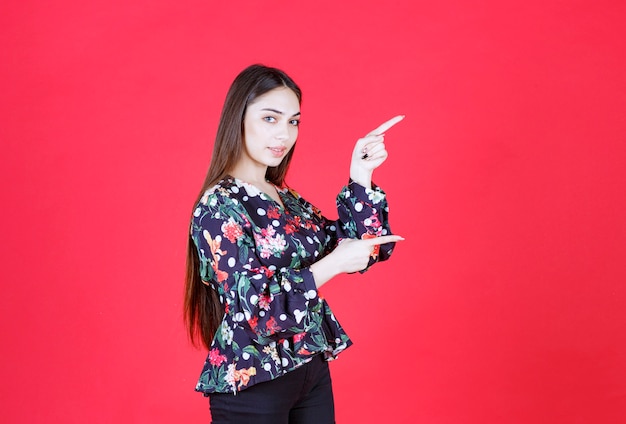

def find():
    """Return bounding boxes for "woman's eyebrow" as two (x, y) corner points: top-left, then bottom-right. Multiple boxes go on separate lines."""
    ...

(261, 108), (301, 117)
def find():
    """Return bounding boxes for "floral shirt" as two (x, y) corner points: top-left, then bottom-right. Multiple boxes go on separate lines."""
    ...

(190, 176), (395, 394)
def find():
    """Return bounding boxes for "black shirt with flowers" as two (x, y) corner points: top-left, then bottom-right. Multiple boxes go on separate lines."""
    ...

(190, 176), (395, 394)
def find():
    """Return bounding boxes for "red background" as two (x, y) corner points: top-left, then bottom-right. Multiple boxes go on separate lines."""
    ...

(1, 1), (625, 422)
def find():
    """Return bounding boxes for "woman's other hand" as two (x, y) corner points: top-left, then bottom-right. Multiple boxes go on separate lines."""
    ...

(309, 234), (405, 287)
(350, 115), (405, 188)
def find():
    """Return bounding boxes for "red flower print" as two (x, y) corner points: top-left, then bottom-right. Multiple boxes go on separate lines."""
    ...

(263, 267), (275, 278)
(258, 292), (273, 310)
(254, 225), (286, 259)
(222, 219), (244, 243)
(248, 316), (258, 330)
(215, 269), (228, 282)
(266, 316), (280, 333)
(260, 225), (275, 237)
(284, 216), (301, 234)
(293, 332), (305, 343)
(267, 206), (280, 219)
(209, 348), (227, 366)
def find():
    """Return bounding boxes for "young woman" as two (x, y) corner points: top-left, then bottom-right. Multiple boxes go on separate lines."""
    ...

(184, 64), (404, 423)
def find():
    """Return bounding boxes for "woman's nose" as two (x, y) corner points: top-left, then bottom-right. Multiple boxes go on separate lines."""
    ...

(274, 123), (290, 140)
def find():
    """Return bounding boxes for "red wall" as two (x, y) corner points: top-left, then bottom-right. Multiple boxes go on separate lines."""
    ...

(1, 1), (625, 422)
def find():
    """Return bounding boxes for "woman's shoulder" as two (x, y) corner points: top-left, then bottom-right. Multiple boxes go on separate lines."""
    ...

(205, 176), (237, 193)
(197, 176), (242, 207)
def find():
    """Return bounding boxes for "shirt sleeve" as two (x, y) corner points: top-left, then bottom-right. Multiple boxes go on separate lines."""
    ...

(333, 180), (396, 269)
(190, 190), (322, 342)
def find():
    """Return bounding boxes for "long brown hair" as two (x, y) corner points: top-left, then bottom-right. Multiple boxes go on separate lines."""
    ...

(184, 64), (302, 349)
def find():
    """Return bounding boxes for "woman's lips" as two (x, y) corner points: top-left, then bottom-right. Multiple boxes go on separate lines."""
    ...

(269, 147), (286, 157)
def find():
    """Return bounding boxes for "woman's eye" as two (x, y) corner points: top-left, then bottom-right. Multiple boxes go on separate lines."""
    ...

(289, 119), (300, 127)
(263, 116), (276, 123)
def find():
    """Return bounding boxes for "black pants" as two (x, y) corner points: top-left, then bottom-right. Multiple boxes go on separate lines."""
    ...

(209, 354), (335, 424)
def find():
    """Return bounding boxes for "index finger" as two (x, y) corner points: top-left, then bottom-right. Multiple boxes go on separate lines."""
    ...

(363, 234), (405, 245)
(366, 115), (405, 136)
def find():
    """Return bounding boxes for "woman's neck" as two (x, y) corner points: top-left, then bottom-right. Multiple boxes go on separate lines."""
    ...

(228, 163), (268, 187)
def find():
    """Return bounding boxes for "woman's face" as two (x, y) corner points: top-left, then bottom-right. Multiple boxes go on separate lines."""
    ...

(240, 87), (301, 174)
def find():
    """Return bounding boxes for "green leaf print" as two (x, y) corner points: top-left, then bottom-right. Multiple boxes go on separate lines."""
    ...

(242, 345), (261, 358)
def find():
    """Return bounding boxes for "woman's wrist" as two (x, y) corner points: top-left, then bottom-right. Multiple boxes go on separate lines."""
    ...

(349, 166), (372, 189)
(309, 254), (341, 288)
